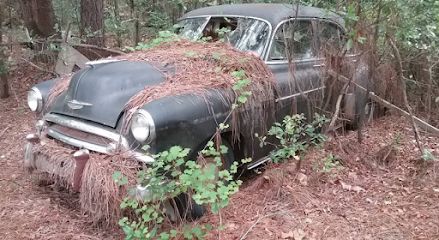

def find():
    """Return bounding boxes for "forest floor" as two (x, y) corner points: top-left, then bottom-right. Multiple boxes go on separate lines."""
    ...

(0, 66), (438, 240)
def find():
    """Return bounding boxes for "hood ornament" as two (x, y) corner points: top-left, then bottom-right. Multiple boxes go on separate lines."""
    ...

(67, 100), (93, 110)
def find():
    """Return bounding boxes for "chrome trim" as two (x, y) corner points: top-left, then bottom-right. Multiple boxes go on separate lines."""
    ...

(247, 156), (271, 170)
(86, 59), (125, 66)
(35, 120), (46, 134)
(180, 15), (273, 59)
(44, 113), (155, 163)
(275, 86), (326, 103)
(29, 87), (43, 112)
(67, 100), (93, 110)
(265, 17), (345, 64)
(131, 109), (156, 144)
(47, 128), (109, 153)
(267, 57), (324, 66)
(26, 133), (40, 144)
(45, 113), (128, 148)
(132, 152), (155, 164)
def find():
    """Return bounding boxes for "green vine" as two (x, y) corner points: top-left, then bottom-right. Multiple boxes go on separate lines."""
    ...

(114, 68), (254, 240)
(114, 144), (243, 240)
(258, 113), (328, 163)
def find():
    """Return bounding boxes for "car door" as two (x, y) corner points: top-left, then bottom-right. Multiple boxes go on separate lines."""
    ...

(267, 19), (325, 122)
(248, 18), (325, 163)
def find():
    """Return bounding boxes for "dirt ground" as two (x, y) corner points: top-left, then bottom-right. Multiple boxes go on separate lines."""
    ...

(0, 66), (438, 240)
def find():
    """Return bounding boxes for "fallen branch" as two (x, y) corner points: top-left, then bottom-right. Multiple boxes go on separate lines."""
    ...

(20, 57), (58, 76)
(72, 43), (125, 56)
(0, 126), (10, 139)
(328, 70), (439, 136)
(1, 40), (125, 56)
(327, 81), (349, 133)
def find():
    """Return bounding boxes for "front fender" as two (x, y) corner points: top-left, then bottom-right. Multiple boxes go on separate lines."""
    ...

(142, 89), (233, 154)
(32, 78), (57, 107)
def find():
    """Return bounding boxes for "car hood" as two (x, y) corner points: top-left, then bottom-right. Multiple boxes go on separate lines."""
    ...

(49, 60), (167, 128)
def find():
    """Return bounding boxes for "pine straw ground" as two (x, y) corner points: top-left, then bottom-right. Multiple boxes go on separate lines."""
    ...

(202, 117), (439, 240)
(0, 66), (438, 240)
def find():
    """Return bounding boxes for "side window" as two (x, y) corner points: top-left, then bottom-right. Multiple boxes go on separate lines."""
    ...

(269, 20), (317, 61)
(317, 21), (345, 55)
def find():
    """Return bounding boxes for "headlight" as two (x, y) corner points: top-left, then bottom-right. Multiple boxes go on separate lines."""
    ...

(27, 87), (43, 112)
(130, 110), (155, 143)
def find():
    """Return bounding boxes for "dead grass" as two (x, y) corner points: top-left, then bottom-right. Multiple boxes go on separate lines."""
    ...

(79, 153), (139, 225)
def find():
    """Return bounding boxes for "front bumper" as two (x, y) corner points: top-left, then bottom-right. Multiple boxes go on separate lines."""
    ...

(24, 115), (155, 191)
(44, 113), (154, 163)
(24, 135), (85, 191)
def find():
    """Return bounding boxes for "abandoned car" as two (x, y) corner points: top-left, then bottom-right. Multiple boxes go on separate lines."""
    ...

(24, 3), (368, 215)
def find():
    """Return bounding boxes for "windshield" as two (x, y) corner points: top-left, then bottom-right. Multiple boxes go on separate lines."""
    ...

(176, 17), (209, 39)
(176, 17), (270, 57)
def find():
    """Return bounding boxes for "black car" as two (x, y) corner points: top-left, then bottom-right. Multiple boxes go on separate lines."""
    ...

(24, 4), (367, 192)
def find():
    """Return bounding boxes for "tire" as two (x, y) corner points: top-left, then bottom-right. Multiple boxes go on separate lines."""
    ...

(353, 88), (375, 128)
(175, 139), (235, 220)
(351, 62), (375, 128)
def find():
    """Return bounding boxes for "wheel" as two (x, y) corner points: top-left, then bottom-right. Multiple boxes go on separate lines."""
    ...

(175, 139), (235, 220)
(353, 95), (376, 128)
(351, 62), (375, 128)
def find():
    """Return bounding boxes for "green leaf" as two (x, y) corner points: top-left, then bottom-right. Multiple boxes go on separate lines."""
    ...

(241, 158), (252, 164)
(141, 145), (150, 151)
(219, 123), (230, 130)
(357, 36), (367, 44)
(112, 171), (121, 181)
(112, 171), (128, 186)
(237, 95), (248, 104)
(170, 229), (178, 237)
(212, 52), (222, 60)
(159, 232), (170, 240)
(219, 145), (228, 154)
(231, 70), (246, 79)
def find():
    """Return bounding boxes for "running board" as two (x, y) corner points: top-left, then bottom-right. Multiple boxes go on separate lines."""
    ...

(247, 156), (271, 170)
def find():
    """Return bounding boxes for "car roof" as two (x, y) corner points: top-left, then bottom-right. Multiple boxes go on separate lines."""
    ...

(182, 3), (345, 28)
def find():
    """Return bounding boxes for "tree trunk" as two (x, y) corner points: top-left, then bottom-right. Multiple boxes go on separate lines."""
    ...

(129, 0), (140, 46)
(112, 0), (122, 48)
(0, 5), (9, 99)
(80, 0), (104, 46)
(0, 66), (8, 99)
(18, 0), (57, 38)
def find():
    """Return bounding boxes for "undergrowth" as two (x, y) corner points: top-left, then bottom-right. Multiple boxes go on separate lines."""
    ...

(258, 113), (328, 163)
(113, 145), (244, 240)
(318, 153), (343, 174)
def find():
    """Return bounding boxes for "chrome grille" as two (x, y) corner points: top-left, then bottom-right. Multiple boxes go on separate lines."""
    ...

(49, 124), (112, 147)
(42, 113), (154, 163)
(44, 113), (128, 154)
